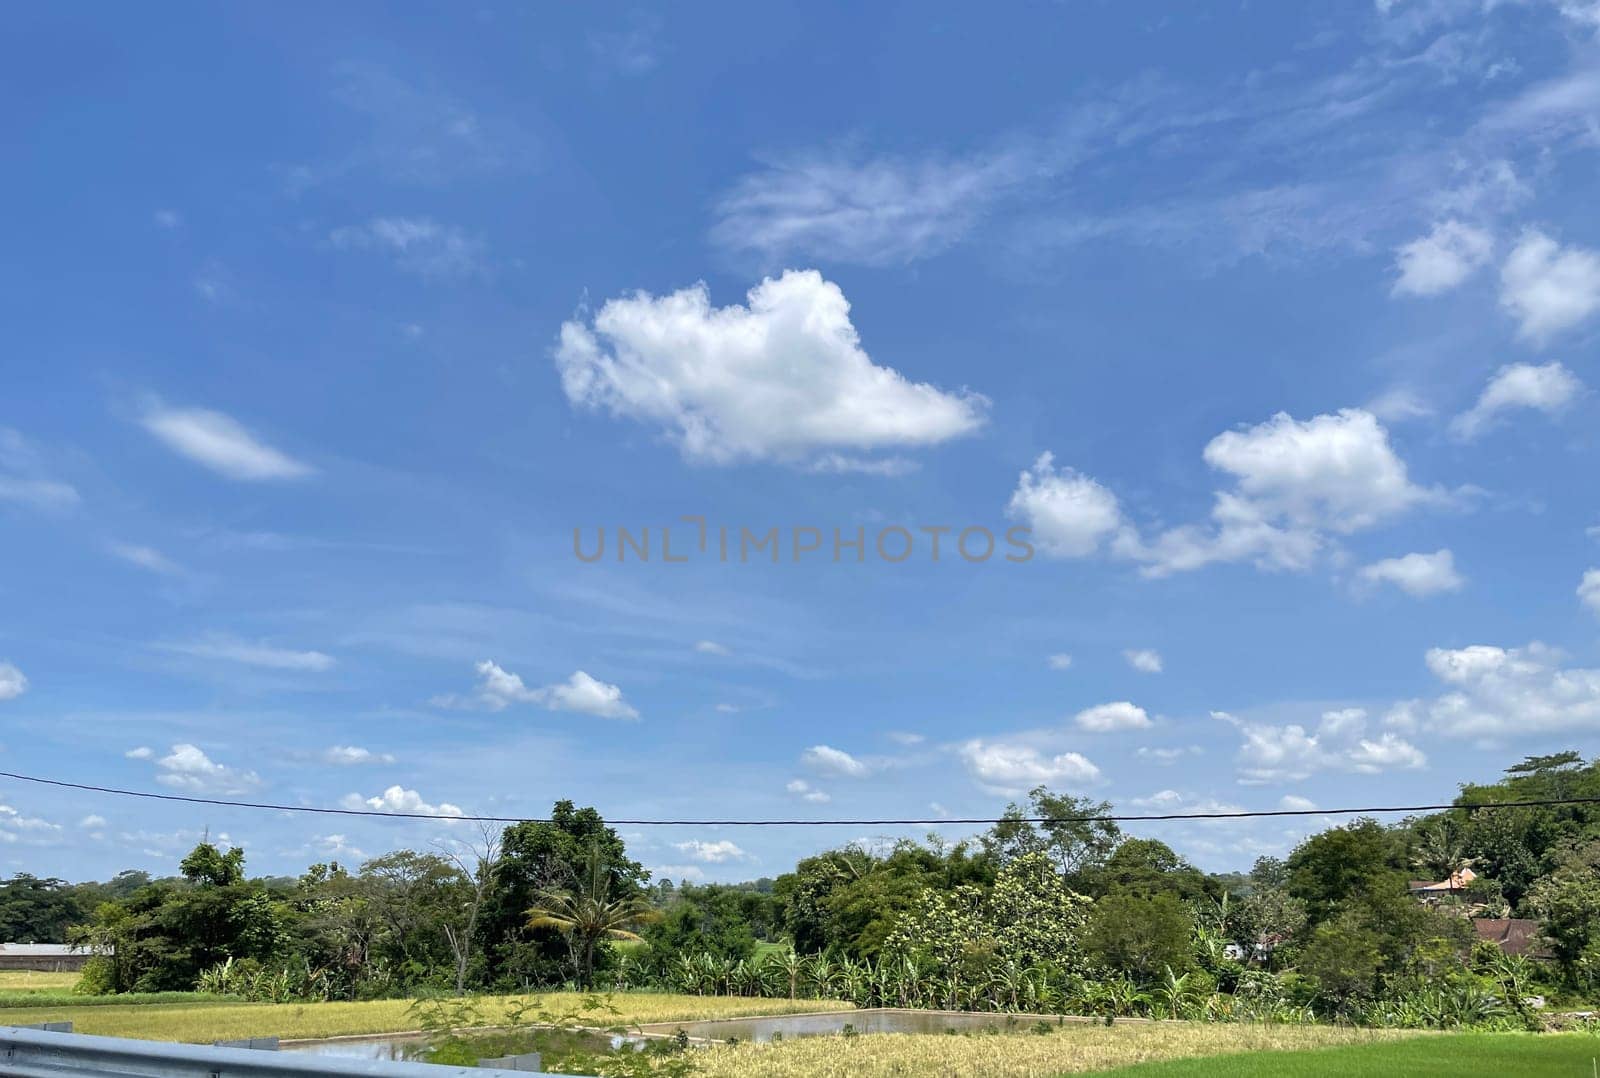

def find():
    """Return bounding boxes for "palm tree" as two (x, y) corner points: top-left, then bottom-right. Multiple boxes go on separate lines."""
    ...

(1411, 821), (1477, 886)
(525, 843), (658, 989)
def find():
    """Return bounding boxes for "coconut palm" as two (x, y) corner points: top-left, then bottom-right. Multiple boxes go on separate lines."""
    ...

(525, 843), (658, 989)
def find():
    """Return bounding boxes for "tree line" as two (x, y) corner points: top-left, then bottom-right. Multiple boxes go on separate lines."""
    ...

(3, 751), (1594, 1027)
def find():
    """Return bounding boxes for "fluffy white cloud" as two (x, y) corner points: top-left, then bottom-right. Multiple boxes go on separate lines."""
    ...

(802, 744), (869, 778)
(1580, 569), (1600, 616)
(1392, 220), (1494, 296)
(1201, 409), (1432, 532)
(0, 662), (26, 701)
(1278, 795), (1318, 811)
(168, 637), (335, 671)
(1046, 653), (1074, 670)
(1450, 362), (1582, 440)
(710, 150), (1028, 266)
(785, 778), (830, 803)
(154, 744), (263, 796)
(79, 814), (107, 830)
(452, 661), (639, 719)
(1020, 409), (1440, 579)
(1006, 453), (1126, 558)
(124, 746), (153, 760)
(554, 271), (987, 469)
(1500, 230), (1600, 342)
(1074, 701), (1152, 732)
(693, 640), (730, 656)
(1357, 549), (1464, 597)
(1414, 641), (1600, 737)
(674, 839), (747, 863)
(342, 785), (464, 818)
(141, 405), (313, 481)
(1214, 709), (1425, 784)
(321, 745), (397, 766)
(329, 217), (486, 277)
(1123, 649), (1164, 674)
(959, 740), (1102, 795)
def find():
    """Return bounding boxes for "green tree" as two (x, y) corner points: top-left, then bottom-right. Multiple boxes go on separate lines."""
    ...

(983, 787), (1120, 884)
(1525, 841), (1600, 983)
(480, 801), (646, 988)
(1084, 891), (1193, 983)
(1285, 818), (1403, 921)
(526, 843), (658, 989)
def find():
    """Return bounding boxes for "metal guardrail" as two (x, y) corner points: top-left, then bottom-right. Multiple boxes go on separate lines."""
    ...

(0, 1027), (573, 1078)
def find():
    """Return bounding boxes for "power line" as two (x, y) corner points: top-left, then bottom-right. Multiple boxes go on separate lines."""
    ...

(3, 768), (1598, 826)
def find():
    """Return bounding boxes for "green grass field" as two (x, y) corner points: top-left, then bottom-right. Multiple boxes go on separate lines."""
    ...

(1097, 1032), (1600, 1077)
(0, 971), (82, 994)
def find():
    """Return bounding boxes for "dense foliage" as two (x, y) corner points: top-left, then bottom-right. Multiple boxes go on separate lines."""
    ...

(23, 751), (1600, 1027)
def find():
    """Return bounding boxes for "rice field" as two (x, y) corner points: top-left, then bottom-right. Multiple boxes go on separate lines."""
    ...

(0, 992), (852, 1043)
(1096, 1032), (1600, 1077)
(690, 1024), (1422, 1078)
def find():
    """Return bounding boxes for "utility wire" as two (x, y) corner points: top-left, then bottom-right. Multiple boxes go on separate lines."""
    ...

(2, 768), (1598, 826)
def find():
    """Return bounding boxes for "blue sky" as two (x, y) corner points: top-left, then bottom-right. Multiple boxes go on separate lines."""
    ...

(4, 1), (1600, 882)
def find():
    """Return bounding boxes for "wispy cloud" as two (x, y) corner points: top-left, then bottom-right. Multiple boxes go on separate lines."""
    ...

(140, 403), (314, 481)
(329, 217), (487, 278)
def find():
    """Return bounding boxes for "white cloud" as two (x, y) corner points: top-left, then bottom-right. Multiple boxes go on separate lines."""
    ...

(124, 746), (153, 760)
(321, 745), (397, 766)
(452, 660), (639, 719)
(167, 637), (335, 671)
(886, 731), (925, 745)
(1392, 219), (1494, 296)
(1213, 709), (1425, 784)
(959, 740), (1102, 795)
(1073, 701), (1152, 732)
(342, 785), (464, 818)
(0, 662), (26, 701)
(0, 805), (60, 841)
(1357, 549), (1464, 597)
(1450, 362), (1582, 440)
(154, 744), (263, 796)
(554, 270), (987, 469)
(329, 217), (486, 278)
(1021, 409), (1441, 579)
(1046, 653), (1074, 670)
(1006, 453), (1126, 558)
(1123, 649), (1164, 674)
(786, 778), (830, 803)
(802, 744), (869, 778)
(79, 814), (107, 830)
(1278, 795), (1318, 811)
(1417, 641), (1600, 737)
(693, 640), (730, 656)
(108, 543), (184, 576)
(1136, 745), (1203, 764)
(710, 149), (1030, 266)
(1200, 409), (1432, 532)
(140, 405), (313, 481)
(673, 839), (747, 863)
(1500, 229), (1600, 342)
(1580, 569), (1600, 616)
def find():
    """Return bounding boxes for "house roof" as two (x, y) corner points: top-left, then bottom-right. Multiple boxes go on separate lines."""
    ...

(0, 943), (84, 956)
(1408, 867), (1477, 892)
(1472, 918), (1549, 958)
